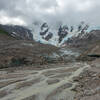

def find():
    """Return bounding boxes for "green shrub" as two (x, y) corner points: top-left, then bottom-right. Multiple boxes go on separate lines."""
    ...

(0, 28), (9, 35)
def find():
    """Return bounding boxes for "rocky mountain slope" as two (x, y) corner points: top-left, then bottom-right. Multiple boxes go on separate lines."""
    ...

(77, 40), (100, 61)
(0, 24), (33, 40)
(0, 24), (84, 69)
(0, 23), (100, 68)
(0, 31), (61, 68)
(0, 24), (100, 100)
(64, 30), (100, 49)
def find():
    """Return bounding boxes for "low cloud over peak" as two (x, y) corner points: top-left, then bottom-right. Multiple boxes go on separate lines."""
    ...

(0, 0), (100, 27)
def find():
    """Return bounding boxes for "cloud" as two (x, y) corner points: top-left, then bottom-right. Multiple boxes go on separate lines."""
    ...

(0, 10), (26, 25)
(0, 0), (100, 27)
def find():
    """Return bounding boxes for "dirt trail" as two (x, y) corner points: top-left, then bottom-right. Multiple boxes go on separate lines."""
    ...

(0, 62), (90, 100)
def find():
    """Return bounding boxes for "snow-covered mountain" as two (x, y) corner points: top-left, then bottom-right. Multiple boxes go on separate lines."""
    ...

(0, 22), (99, 48)
(31, 22), (59, 46)
(31, 22), (90, 46)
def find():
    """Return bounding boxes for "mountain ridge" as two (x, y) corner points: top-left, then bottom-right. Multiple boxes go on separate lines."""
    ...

(0, 24), (33, 40)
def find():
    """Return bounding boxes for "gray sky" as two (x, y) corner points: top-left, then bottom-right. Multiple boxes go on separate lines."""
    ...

(0, 0), (100, 27)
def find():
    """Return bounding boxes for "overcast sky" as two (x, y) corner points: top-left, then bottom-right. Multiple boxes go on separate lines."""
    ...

(0, 0), (100, 27)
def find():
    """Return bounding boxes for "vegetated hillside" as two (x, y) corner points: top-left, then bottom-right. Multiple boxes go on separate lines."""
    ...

(0, 28), (16, 40)
(0, 29), (60, 68)
(0, 28), (9, 35)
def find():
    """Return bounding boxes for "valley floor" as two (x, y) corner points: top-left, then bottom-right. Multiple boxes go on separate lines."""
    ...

(0, 61), (95, 100)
